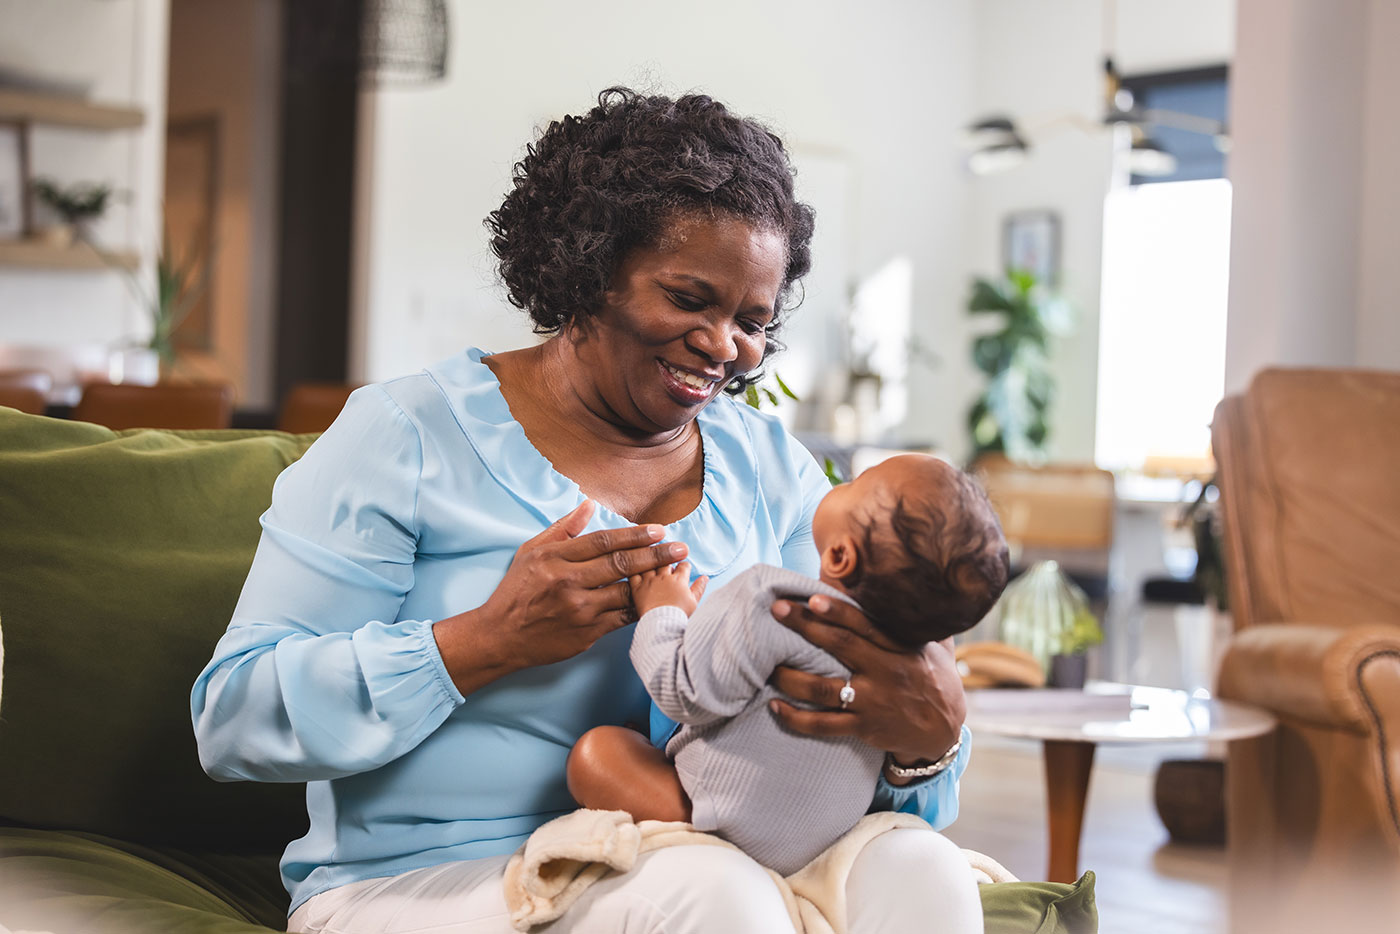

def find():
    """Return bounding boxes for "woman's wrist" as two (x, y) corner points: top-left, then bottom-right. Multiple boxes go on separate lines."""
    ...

(432, 607), (525, 696)
(883, 737), (963, 785)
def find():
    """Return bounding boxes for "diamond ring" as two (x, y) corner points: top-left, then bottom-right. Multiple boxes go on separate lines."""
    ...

(839, 680), (856, 710)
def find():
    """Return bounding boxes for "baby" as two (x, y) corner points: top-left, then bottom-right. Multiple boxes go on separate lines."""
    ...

(566, 453), (1010, 875)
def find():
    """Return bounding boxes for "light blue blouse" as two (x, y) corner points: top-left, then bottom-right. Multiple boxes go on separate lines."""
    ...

(190, 348), (970, 913)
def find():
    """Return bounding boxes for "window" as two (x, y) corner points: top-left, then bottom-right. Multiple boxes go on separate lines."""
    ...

(1095, 178), (1232, 470)
(1095, 66), (1231, 471)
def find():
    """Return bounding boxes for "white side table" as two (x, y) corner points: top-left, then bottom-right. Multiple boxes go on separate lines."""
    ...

(965, 682), (1276, 882)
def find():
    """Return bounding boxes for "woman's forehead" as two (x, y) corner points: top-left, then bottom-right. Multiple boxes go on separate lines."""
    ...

(646, 216), (787, 279)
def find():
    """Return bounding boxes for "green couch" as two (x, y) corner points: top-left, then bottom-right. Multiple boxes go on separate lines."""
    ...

(0, 408), (1096, 933)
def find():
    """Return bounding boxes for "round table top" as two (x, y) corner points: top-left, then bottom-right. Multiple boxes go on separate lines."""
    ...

(964, 681), (1277, 744)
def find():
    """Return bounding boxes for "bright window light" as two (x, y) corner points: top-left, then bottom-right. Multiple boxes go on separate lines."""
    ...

(1095, 179), (1232, 470)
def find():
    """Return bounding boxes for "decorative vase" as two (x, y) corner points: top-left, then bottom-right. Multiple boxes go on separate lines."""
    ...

(997, 560), (1103, 672)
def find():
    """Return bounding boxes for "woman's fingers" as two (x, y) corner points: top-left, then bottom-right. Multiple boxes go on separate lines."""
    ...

(574, 540), (689, 588)
(555, 522), (664, 561)
(522, 499), (597, 550)
(771, 598), (901, 669)
(768, 698), (859, 738)
(593, 607), (639, 632)
(769, 665), (851, 709)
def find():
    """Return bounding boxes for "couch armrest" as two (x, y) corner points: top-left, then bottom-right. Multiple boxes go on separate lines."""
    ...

(1218, 623), (1400, 732)
(1219, 622), (1400, 848)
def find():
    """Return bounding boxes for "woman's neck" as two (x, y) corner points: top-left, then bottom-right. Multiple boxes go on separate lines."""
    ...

(485, 337), (705, 524)
(488, 337), (693, 457)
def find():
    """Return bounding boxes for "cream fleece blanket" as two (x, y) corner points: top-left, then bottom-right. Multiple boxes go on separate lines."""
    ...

(502, 809), (1016, 933)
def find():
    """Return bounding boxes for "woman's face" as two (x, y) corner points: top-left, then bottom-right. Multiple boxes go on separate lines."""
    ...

(579, 214), (788, 434)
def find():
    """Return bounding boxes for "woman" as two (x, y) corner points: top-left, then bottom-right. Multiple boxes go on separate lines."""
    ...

(192, 88), (980, 934)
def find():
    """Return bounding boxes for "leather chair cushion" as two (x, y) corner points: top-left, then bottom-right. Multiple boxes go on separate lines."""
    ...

(1228, 369), (1400, 626)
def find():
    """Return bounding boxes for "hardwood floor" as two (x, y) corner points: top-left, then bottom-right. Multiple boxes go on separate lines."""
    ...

(945, 735), (1228, 933)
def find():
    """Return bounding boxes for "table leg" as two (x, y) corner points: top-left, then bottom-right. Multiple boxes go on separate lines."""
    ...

(1043, 739), (1096, 883)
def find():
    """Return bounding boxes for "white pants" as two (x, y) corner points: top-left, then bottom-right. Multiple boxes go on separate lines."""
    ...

(287, 829), (983, 934)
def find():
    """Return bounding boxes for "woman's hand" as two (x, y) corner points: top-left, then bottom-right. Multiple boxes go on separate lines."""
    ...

(433, 500), (688, 693)
(766, 594), (966, 773)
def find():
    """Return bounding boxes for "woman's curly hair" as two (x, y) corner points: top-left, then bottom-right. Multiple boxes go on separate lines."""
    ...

(486, 87), (815, 394)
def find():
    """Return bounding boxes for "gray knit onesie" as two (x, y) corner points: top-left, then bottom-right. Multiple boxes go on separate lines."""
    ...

(629, 564), (885, 875)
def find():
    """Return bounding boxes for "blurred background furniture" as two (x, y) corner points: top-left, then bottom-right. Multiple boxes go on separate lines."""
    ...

(974, 456), (1116, 592)
(964, 682), (1273, 884)
(973, 458), (1117, 665)
(0, 370), (52, 416)
(276, 382), (358, 434)
(72, 382), (234, 431)
(1212, 368), (1400, 934)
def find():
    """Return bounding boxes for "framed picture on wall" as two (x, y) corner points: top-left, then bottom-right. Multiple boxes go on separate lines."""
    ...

(1003, 210), (1060, 286)
(0, 121), (28, 240)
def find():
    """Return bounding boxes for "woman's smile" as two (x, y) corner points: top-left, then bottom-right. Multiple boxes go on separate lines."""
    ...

(658, 358), (722, 405)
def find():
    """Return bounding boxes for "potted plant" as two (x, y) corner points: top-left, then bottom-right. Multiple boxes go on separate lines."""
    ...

(31, 178), (114, 247)
(965, 270), (1069, 463)
(107, 235), (209, 379)
(996, 560), (1103, 687)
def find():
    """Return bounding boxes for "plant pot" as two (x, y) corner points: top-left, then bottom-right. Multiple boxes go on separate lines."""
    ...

(1048, 652), (1088, 689)
(107, 347), (160, 386)
(37, 224), (75, 249)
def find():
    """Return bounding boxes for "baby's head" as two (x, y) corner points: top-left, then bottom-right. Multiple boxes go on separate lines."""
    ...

(811, 454), (1010, 647)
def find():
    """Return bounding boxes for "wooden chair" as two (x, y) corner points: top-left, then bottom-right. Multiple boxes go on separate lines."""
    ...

(0, 370), (53, 416)
(72, 382), (234, 431)
(972, 456), (1116, 557)
(277, 382), (358, 434)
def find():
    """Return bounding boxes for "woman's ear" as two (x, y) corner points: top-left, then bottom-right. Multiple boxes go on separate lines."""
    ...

(819, 534), (861, 584)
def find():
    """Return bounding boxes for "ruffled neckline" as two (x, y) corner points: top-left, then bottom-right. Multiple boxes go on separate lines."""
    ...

(430, 348), (759, 579)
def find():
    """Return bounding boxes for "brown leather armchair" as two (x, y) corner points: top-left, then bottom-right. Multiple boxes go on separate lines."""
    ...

(1212, 368), (1400, 933)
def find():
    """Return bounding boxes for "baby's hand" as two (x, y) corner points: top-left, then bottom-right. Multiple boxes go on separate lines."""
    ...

(630, 561), (708, 617)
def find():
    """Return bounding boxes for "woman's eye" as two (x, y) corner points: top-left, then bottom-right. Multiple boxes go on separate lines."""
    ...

(739, 318), (766, 335)
(667, 291), (706, 311)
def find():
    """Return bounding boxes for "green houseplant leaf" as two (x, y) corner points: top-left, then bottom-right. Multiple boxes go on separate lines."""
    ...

(965, 272), (1067, 462)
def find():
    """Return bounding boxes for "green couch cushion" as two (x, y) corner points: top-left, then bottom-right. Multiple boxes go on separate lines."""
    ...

(0, 410), (313, 851)
(982, 872), (1097, 933)
(0, 826), (285, 933)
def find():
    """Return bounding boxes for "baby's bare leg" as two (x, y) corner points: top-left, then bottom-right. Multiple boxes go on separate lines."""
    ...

(567, 726), (692, 823)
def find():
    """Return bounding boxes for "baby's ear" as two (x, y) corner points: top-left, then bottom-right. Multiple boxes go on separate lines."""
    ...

(820, 534), (861, 583)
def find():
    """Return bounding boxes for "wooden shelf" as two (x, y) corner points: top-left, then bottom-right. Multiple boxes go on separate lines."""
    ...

(0, 239), (138, 271)
(0, 88), (144, 130)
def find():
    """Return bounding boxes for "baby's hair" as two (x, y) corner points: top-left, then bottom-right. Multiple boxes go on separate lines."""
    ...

(849, 472), (1010, 648)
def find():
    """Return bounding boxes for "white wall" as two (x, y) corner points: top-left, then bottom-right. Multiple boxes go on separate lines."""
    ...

(356, 0), (979, 452)
(1357, 0), (1400, 369)
(1225, 0), (1400, 392)
(0, 0), (168, 356)
(964, 0), (1234, 463)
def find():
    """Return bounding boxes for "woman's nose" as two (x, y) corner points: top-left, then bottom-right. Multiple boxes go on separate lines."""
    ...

(689, 321), (739, 364)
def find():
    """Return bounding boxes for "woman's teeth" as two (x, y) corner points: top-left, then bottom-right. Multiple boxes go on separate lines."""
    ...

(664, 363), (713, 391)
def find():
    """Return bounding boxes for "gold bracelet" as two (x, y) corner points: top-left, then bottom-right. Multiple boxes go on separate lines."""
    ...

(884, 739), (962, 780)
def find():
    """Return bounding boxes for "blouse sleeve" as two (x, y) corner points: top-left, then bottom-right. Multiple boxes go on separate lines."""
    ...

(190, 385), (464, 784)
